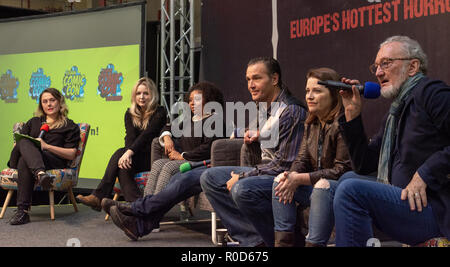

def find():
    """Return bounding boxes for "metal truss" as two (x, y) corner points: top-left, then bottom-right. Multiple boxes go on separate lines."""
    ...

(160, 0), (195, 120)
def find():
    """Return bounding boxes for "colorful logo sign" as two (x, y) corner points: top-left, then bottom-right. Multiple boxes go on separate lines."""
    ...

(97, 64), (123, 101)
(0, 70), (19, 103)
(62, 66), (86, 101)
(29, 68), (51, 102)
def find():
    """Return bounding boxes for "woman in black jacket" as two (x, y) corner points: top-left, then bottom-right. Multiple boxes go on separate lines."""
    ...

(8, 88), (81, 225)
(77, 77), (166, 211)
(144, 81), (224, 196)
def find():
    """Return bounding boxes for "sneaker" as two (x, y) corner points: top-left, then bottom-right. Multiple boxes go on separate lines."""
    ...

(9, 209), (30, 225)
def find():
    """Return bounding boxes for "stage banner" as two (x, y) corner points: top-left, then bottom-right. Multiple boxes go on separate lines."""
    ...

(201, 0), (273, 105)
(201, 0), (450, 136)
(0, 44), (140, 179)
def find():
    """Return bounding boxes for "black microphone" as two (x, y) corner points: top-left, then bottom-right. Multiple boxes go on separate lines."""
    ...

(318, 80), (380, 99)
(179, 160), (211, 173)
(38, 124), (49, 138)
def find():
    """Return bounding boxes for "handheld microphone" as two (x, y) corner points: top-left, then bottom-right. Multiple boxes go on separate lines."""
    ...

(179, 160), (211, 173)
(38, 124), (49, 138)
(318, 80), (380, 99)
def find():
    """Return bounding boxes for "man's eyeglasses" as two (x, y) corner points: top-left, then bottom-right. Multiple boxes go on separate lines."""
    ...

(369, 58), (414, 74)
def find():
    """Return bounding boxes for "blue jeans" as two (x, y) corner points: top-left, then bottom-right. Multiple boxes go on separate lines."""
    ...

(131, 166), (207, 237)
(306, 171), (376, 246)
(272, 182), (312, 232)
(200, 166), (275, 247)
(334, 177), (442, 246)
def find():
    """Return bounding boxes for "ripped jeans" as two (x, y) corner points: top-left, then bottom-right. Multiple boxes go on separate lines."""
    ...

(306, 171), (377, 246)
(273, 171), (377, 246)
(305, 179), (339, 246)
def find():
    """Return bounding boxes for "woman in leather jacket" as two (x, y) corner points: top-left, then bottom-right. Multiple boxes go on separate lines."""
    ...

(272, 67), (352, 247)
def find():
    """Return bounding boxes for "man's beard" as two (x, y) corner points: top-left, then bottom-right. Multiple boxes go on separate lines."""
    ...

(381, 65), (409, 99)
(381, 84), (401, 99)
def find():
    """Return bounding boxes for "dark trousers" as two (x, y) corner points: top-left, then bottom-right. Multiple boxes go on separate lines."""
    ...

(92, 147), (148, 202)
(8, 139), (67, 210)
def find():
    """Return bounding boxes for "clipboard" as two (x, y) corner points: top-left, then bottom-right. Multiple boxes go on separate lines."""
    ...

(14, 133), (41, 147)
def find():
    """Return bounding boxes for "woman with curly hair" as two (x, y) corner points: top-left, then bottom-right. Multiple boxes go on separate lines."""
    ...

(143, 81), (225, 196)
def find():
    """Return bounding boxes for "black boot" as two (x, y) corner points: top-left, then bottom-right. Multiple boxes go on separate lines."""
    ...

(38, 172), (53, 191)
(10, 208), (30, 225)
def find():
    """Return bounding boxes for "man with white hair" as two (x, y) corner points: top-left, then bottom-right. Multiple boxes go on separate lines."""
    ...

(334, 36), (450, 246)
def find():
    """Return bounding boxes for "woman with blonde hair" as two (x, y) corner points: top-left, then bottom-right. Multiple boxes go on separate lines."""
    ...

(77, 77), (166, 211)
(7, 88), (81, 225)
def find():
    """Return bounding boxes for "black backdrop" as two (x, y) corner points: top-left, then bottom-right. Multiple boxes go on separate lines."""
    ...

(200, 0), (450, 136)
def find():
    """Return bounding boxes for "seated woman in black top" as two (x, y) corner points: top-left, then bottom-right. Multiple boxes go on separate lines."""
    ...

(8, 88), (81, 225)
(77, 77), (166, 211)
(144, 81), (225, 196)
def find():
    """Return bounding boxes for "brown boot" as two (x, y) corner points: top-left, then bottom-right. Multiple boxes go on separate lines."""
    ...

(275, 231), (295, 247)
(305, 241), (324, 247)
(76, 194), (101, 211)
(110, 206), (139, 241)
(101, 198), (133, 216)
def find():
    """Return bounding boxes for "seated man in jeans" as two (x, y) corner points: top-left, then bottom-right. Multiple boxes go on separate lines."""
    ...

(200, 57), (307, 247)
(103, 57), (307, 242)
(334, 36), (450, 246)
